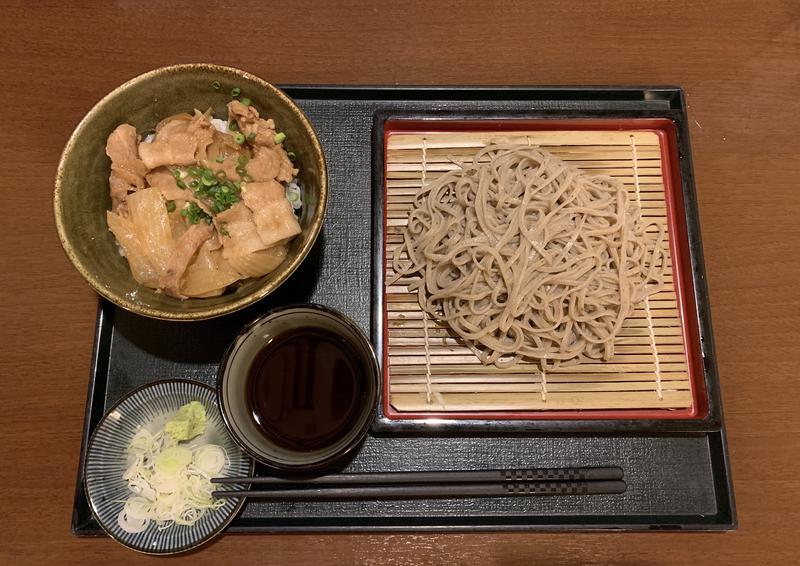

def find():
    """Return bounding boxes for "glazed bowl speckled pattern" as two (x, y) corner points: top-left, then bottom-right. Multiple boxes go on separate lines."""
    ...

(54, 64), (327, 320)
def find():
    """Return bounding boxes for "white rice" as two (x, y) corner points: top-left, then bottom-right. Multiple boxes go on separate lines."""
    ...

(209, 118), (228, 133)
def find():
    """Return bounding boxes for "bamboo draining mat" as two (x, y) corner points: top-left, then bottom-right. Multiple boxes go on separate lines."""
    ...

(384, 130), (692, 413)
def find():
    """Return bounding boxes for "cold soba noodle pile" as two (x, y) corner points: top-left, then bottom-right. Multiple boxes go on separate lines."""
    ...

(390, 143), (667, 370)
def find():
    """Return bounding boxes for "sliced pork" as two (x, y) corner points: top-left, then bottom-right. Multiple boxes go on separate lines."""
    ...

(138, 112), (215, 170)
(214, 202), (268, 259)
(241, 180), (302, 248)
(105, 124), (147, 211)
(159, 223), (214, 298)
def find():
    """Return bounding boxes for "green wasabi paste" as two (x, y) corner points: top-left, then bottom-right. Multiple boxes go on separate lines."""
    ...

(165, 401), (207, 441)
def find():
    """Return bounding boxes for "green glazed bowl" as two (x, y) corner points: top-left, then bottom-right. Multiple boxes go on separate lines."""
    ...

(54, 64), (327, 320)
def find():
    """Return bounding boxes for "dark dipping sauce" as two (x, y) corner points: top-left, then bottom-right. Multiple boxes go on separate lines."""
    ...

(246, 326), (366, 452)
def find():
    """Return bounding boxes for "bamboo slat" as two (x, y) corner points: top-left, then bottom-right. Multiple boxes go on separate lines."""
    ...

(383, 130), (692, 413)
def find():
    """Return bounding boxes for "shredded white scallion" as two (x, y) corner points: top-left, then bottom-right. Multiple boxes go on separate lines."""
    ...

(116, 422), (229, 533)
(285, 178), (302, 211)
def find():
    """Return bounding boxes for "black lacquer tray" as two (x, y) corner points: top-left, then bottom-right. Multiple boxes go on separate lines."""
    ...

(72, 86), (735, 534)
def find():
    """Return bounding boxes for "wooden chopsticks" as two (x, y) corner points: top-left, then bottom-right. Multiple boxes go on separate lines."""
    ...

(211, 467), (625, 500)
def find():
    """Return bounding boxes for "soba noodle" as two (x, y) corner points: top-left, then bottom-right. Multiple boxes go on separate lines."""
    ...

(390, 142), (666, 369)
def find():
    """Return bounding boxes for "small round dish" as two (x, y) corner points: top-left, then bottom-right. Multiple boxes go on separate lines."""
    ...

(84, 379), (254, 555)
(218, 305), (380, 473)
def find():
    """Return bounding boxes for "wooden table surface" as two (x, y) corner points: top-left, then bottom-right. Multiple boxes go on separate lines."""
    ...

(3, 1), (799, 563)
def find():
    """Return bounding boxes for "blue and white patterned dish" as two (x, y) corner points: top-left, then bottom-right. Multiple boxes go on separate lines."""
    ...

(84, 379), (254, 554)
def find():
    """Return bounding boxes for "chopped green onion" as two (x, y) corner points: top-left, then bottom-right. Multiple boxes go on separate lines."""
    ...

(241, 97), (251, 106)
(188, 166), (201, 176)
(179, 165), (239, 215)
(287, 151), (296, 161)
(231, 87), (241, 97)
(166, 200), (176, 213)
(228, 121), (239, 132)
(237, 153), (250, 166)
(215, 154), (225, 163)
(212, 80), (221, 90)
(247, 132), (256, 141)
(176, 180), (187, 189)
(171, 168), (182, 180)
(182, 202), (212, 224)
(242, 174), (253, 182)
(234, 132), (245, 145)
(274, 132), (286, 144)
(235, 166), (246, 176)
(219, 224), (230, 237)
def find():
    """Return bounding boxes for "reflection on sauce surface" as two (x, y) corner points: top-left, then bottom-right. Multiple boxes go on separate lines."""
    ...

(246, 326), (365, 451)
